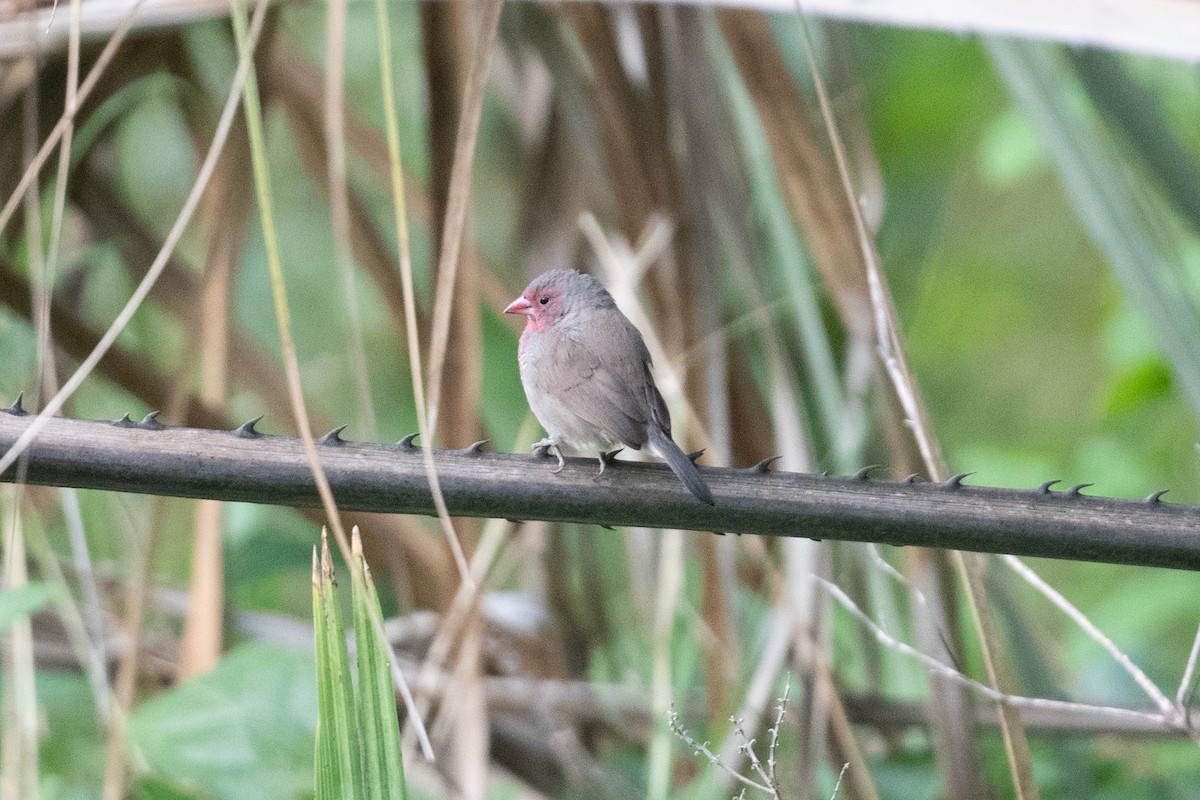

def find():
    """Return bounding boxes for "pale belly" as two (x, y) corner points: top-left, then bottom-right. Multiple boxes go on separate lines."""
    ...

(519, 352), (622, 455)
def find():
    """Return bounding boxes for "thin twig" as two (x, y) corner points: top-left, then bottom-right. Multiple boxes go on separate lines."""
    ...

(1000, 555), (1181, 723)
(815, 574), (1186, 732)
(668, 707), (776, 795)
(716, 610), (792, 790)
(731, 714), (781, 798)
(829, 762), (850, 800)
(1177, 624), (1200, 712)
(766, 677), (790, 785)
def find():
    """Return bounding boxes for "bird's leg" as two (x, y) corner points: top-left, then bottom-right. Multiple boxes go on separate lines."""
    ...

(531, 437), (566, 473)
(594, 448), (624, 481)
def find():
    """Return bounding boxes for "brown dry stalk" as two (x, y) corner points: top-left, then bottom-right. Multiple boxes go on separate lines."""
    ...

(424, 0), (503, 439)
(419, 2), (485, 499)
(716, 10), (870, 325)
(176, 105), (253, 681)
(324, 0), (378, 442)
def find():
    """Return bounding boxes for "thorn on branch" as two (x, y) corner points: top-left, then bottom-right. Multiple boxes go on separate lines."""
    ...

(942, 472), (973, 489)
(457, 439), (490, 455)
(1066, 483), (1093, 497)
(1145, 489), (1170, 504)
(317, 425), (348, 445)
(1038, 479), (1062, 494)
(234, 416), (265, 437)
(852, 465), (880, 481)
(397, 433), (420, 451)
(903, 473), (922, 484)
(138, 411), (165, 430)
(687, 449), (706, 465)
(3, 394), (26, 416)
(113, 413), (136, 428)
(747, 455), (782, 474)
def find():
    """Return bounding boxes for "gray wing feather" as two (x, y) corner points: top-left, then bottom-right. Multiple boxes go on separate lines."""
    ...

(540, 309), (655, 448)
(643, 361), (672, 439)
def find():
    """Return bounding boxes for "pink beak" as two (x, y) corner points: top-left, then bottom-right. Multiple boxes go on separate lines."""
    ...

(504, 296), (533, 315)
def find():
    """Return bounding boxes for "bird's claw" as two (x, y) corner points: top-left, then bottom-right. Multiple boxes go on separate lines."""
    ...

(594, 449), (624, 481)
(532, 439), (566, 473)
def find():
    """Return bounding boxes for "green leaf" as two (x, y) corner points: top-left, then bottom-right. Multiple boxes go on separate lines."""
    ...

(988, 39), (1200, 419)
(313, 545), (363, 800)
(128, 643), (317, 800)
(1104, 358), (1173, 417)
(132, 775), (209, 800)
(36, 671), (107, 797)
(1068, 49), (1200, 238)
(0, 583), (57, 632)
(351, 555), (407, 800)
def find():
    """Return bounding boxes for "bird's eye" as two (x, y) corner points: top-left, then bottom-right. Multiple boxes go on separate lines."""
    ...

(538, 295), (550, 305)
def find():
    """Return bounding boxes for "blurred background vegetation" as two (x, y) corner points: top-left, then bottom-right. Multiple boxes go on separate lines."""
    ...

(1, 0), (1200, 797)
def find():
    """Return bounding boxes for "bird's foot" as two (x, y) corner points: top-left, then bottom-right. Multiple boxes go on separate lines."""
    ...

(532, 438), (566, 473)
(594, 449), (624, 481)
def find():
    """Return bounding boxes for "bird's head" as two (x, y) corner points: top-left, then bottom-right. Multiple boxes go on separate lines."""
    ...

(504, 269), (614, 333)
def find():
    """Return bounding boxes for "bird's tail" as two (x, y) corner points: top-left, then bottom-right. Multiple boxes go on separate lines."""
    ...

(648, 426), (715, 506)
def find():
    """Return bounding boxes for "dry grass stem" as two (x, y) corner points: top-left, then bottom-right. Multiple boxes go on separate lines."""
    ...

(100, 493), (168, 800)
(176, 90), (251, 680)
(425, 0), (503, 435)
(324, 0), (378, 441)
(2, 493), (39, 800)
(25, 517), (113, 720)
(648, 529), (685, 800)
(1177, 625), (1200, 710)
(372, 0), (471, 589)
(954, 550), (1038, 799)
(36, 0), (81, 409)
(226, 0), (355, 566)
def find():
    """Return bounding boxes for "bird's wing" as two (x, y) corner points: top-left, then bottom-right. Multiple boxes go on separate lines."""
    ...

(541, 310), (655, 448)
(642, 361), (673, 438)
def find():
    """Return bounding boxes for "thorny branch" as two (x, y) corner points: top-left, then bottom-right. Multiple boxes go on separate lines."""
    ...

(2, 410), (1200, 572)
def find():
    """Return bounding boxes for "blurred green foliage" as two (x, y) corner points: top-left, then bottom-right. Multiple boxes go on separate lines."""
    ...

(129, 644), (318, 800)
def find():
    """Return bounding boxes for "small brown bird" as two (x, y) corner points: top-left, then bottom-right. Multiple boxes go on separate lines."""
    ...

(504, 269), (714, 505)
